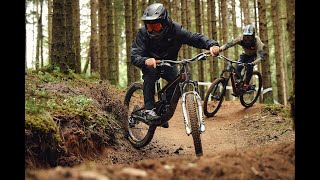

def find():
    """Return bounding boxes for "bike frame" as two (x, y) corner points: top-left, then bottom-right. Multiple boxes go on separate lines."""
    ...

(155, 60), (205, 135)
(218, 55), (248, 96)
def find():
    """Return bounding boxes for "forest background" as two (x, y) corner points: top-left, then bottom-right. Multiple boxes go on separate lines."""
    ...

(25, 0), (295, 105)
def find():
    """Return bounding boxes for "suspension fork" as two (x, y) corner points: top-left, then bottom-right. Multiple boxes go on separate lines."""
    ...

(180, 82), (206, 135)
(230, 72), (238, 94)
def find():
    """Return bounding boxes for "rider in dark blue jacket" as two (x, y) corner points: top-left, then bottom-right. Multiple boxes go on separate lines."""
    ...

(131, 3), (220, 125)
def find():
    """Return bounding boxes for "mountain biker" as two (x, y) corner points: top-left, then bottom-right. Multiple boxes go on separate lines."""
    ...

(131, 3), (220, 126)
(218, 24), (266, 91)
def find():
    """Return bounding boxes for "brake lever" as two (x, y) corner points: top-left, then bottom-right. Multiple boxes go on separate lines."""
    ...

(198, 54), (209, 61)
(157, 62), (172, 67)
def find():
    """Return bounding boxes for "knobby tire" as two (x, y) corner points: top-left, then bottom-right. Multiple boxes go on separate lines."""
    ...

(186, 93), (203, 156)
(203, 78), (226, 117)
(239, 71), (262, 107)
(124, 82), (156, 149)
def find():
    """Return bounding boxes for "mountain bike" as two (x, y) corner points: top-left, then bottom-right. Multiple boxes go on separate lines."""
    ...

(203, 54), (262, 117)
(124, 51), (212, 156)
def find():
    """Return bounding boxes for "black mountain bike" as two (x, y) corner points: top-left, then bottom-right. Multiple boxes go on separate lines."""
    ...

(124, 51), (212, 156)
(203, 54), (262, 117)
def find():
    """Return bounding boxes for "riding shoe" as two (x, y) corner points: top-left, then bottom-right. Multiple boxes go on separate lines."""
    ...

(145, 110), (161, 121)
(244, 84), (255, 91)
(162, 122), (169, 128)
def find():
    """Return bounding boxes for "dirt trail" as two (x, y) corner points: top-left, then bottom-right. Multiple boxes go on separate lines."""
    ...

(26, 100), (295, 180)
(153, 100), (263, 156)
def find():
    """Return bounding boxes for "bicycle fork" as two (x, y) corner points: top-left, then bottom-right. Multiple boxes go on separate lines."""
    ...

(181, 91), (206, 135)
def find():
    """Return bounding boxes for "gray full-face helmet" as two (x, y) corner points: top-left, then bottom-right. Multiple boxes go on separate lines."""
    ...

(242, 24), (256, 46)
(242, 24), (255, 36)
(141, 3), (172, 40)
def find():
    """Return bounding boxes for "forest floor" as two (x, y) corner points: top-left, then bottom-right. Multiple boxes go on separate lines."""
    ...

(25, 71), (295, 180)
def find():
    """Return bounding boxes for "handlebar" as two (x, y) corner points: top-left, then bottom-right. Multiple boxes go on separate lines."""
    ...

(216, 54), (253, 67)
(157, 51), (212, 67)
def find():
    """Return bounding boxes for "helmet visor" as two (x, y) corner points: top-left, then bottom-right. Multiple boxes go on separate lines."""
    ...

(146, 23), (163, 32)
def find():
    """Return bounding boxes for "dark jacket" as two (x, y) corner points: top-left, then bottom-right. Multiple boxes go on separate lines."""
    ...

(219, 35), (266, 62)
(131, 22), (219, 69)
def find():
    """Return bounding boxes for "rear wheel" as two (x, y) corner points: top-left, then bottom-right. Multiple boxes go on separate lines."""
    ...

(124, 82), (156, 148)
(203, 78), (226, 117)
(240, 71), (262, 107)
(186, 93), (203, 156)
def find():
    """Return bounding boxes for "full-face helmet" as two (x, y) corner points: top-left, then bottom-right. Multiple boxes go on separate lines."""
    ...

(242, 24), (256, 46)
(141, 3), (172, 40)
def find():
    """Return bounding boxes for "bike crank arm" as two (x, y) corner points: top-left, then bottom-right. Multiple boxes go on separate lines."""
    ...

(131, 114), (155, 126)
(181, 91), (206, 136)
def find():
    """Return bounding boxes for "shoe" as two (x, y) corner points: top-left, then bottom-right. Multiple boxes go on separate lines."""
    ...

(145, 109), (161, 121)
(162, 122), (169, 128)
(244, 84), (255, 92)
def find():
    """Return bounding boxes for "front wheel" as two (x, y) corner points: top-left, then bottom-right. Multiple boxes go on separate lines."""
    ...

(240, 71), (262, 107)
(124, 82), (156, 149)
(203, 78), (226, 117)
(186, 93), (203, 156)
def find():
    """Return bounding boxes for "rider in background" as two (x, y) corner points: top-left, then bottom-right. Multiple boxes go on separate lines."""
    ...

(131, 3), (220, 124)
(218, 24), (266, 91)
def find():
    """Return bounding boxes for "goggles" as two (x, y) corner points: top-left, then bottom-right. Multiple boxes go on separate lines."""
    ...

(243, 35), (254, 41)
(146, 23), (163, 32)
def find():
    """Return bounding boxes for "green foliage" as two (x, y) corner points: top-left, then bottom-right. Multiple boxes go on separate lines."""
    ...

(63, 95), (93, 112)
(262, 104), (290, 118)
(25, 97), (46, 114)
(25, 113), (62, 142)
(39, 72), (58, 83)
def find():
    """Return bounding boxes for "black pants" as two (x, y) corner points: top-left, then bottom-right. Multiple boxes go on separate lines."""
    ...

(142, 65), (178, 110)
(236, 53), (255, 84)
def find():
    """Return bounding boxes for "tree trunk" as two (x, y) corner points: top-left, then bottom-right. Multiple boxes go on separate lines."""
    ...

(47, 0), (53, 65)
(240, 0), (250, 25)
(51, 0), (67, 73)
(195, 0), (204, 99)
(90, 0), (99, 74)
(72, 0), (81, 73)
(132, 0), (141, 82)
(231, 0), (239, 61)
(181, 0), (187, 68)
(113, 0), (121, 85)
(35, 0), (40, 70)
(271, 0), (286, 105)
(98, 0), (108, 80)
(286, 0), (295, 95)
(258, 0), (273, 103)
(221, 0), (232, 101)
(210, 0), (219, 82)
(40, 0), (44, 68)
(186, 0), (193, 79)
(106, 0), (116, 85)
(65, 0), (76, 72)
(125, 0), (134, 86)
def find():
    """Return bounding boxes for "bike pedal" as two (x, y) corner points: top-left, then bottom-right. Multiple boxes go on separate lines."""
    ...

(245, 90), (254, 94)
